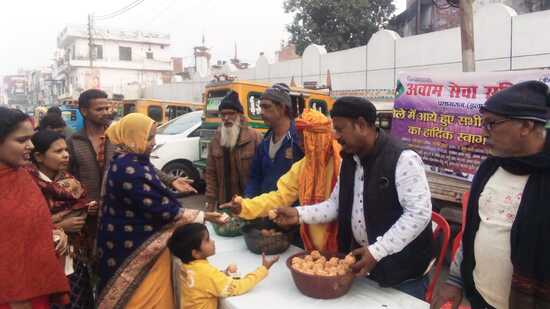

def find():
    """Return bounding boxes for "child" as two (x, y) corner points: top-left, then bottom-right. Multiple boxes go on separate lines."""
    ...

(168, 223), (279, 309)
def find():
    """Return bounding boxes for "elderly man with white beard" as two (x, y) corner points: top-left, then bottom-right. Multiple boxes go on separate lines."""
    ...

(204, 91), (263, 211)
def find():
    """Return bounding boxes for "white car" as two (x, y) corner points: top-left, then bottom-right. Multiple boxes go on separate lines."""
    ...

(150, 111), (203, 186)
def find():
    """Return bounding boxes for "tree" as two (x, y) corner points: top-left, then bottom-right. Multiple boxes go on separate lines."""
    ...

(284, 0), (395, 55)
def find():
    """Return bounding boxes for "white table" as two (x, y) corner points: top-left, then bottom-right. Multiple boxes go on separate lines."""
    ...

(207, 224), (429, 309)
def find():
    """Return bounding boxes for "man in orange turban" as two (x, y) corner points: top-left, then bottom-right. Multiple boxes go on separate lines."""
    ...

(221, 109), (341, 253)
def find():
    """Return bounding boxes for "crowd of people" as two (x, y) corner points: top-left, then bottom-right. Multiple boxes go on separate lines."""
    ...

(0, 80), (548, 309)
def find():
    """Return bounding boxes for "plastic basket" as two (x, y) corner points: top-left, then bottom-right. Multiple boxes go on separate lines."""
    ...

(241, 221), (290, 255)
(212, 209), (245, 237)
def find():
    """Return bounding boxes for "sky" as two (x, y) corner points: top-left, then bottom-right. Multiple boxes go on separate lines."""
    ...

(0, 0), (406, 76)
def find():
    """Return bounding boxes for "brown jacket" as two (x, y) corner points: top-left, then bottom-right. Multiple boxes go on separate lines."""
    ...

(67, 130), (116, 203)
(205, 126), (262, 205)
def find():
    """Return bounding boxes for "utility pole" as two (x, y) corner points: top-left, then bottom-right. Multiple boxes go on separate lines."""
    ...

(88, 14), (94, 68)
(459, 0), (475, 72)
(416, 0), (422, 35)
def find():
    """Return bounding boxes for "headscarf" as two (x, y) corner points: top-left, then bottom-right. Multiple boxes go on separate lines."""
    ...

(106, 113), (155, 154)
(295, 109), (341, 252)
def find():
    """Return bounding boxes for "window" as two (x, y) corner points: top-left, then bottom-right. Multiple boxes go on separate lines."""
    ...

(188, 127), (200, 138)
(157, 111), (202, 135)
(71, 46), (76, 60)
(148, 106), (163, 122)
(146, 51), (154, 59)
(376, 112), (393, 131)
(166, 105), (192, 120)
(93, 45), (103, 59)
(206, 89), (229, 118)
(119, 46), (132, 61)
(123, 103), (136, 115)
(291, 95), (305, 118)
(247, 92), (263, 120)
(309, 99), (328, 115)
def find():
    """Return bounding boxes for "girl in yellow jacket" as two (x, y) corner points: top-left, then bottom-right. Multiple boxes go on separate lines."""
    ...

(168, 223), (279, 309)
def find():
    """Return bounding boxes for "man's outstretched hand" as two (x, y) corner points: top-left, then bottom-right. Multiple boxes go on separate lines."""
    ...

(272, 207), (299, 227)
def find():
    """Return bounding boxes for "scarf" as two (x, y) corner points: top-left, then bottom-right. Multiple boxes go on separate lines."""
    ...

(25, 165), (88, 214)
(106, 113), (154, 154)
(296, 109), (340, 253)
(0, 167), (69, 304)
(25, 165), (89, 254)
(462, 130), (550, 308)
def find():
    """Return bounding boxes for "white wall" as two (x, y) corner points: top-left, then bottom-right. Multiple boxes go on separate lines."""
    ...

(71, 67), (165, 98)
(143, 80), (207, 103)
(512, 9), (550, 69)
(145, 4), (550, 102)
(62, 35), (172, 98)
(70, 37), (171, 70)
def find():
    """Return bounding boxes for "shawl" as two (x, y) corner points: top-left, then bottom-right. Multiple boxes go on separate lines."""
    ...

(296, 109), (340, 253)
(462, 130), (550, 308)
(0, 167), (69, 304)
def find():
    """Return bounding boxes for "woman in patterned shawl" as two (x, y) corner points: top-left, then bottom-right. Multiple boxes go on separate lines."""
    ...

(26, 130), (96, 309)
(96, 113), (227, 309)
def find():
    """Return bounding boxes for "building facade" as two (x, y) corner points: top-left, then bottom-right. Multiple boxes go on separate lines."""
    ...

(391, 0), (550, 37)
(2, 74), (30, 108)
(54, 25), (173, 100)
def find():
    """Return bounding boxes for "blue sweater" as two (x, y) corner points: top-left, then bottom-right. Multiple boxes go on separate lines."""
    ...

(244, 122), (304, 198)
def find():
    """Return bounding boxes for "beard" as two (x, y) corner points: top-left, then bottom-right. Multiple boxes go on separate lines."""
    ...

(220, 122), (241, 149)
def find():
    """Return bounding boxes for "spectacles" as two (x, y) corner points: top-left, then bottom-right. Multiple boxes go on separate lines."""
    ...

(482, 118), (511, 131)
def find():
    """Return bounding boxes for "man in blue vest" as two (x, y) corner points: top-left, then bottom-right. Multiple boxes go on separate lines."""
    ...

(275, 96), (434, 300)
(244, 83), (304, 198)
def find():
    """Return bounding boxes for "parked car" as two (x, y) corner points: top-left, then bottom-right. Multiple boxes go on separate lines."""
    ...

(150, 110), (204, 191)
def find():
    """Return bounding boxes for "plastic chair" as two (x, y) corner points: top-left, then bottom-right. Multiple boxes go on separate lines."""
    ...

(451, 191), (470, 260)
(426, 211), (451, 303)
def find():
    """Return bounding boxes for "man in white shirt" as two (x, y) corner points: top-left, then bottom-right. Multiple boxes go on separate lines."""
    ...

(275, 97), (434, 300)
(432, 81), (550, 309)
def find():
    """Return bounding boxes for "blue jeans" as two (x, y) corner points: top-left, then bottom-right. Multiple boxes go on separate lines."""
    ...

(395, 275), (429, 301)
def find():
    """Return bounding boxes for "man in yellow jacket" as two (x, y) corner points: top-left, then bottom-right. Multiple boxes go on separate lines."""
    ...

(221, 109), (341, 253)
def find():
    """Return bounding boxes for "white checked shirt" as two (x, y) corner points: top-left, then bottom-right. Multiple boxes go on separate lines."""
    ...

(296, 150), (432, 261)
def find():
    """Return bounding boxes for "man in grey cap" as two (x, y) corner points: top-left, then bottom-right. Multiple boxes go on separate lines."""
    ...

(244, 83), (304, 198)
(432, 81), (550, 309)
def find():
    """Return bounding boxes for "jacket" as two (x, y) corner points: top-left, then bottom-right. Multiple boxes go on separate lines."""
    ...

(338, 130), (433, 287)
(67, 129), (116, 203)
(205, 126), (262, 205)
(244, 121), (304, 198)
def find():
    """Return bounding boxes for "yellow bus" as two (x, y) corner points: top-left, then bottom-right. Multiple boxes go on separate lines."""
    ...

(116, 99), (203, 124)
(194, 80), (335, 169)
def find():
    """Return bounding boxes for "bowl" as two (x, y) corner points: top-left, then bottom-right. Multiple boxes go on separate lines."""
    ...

(241, 220), (290, 255)
(286, 251), (355, 299)
(212, 210), (245, 237)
